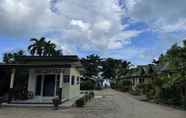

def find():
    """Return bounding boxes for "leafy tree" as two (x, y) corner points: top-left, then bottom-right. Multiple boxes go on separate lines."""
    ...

(28, 37), (47, 56)
(151, 40), (186, 106)
(28, 37), (62, 56)
(44, 40), (57, 56)
(3, 50), (25, 63)
(81, 54), (102, 79)
(101, 58), (131, 80)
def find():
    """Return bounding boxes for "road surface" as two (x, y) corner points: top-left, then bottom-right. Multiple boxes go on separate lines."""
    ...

(76, 89), (186, 118)
(0, 89), (185, 118)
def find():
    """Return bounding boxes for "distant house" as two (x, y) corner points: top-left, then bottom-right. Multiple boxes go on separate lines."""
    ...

(0, 56), (82, 103)
(125, 64), (171, 91)
(102, 79), (111, 88)
(124, 65), (154, 90)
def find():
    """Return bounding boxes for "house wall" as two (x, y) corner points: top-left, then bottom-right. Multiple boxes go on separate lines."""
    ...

(69, 67), (81, 99)
(27, 68), (71, 100)
(61, 68), (70, 100)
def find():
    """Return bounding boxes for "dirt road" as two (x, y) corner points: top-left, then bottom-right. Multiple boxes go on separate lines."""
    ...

(0, 89), (185, 118)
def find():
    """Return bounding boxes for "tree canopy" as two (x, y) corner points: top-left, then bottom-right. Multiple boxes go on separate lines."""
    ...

(28, 37), (63, 56)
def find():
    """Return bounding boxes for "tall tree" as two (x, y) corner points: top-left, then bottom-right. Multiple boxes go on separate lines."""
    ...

(28, 37), (47, 56)
(28, 37), (62, 56)
(81, 54), (102, 79)
(101, 58), (131, 80)
(44, 41), (56, 56)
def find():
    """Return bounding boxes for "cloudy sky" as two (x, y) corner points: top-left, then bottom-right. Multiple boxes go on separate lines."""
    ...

(0, 0), (186, 65)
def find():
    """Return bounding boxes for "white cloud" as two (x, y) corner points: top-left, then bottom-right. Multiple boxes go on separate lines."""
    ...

(123, 0), (186, 32)
(108, 30), (142, 49)
(108, 40), (122, 49)
(0, 0), (142, 52)
(94, 20), (112, 32)
(70, 19), (90, 31)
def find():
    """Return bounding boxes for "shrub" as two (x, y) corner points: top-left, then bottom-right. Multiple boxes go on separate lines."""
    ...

(129, 89), (140, 96)
(115, 80), (131, 92)
(89, 91), (95, 98)
(76, 97), (85, 107)
(146, 89), (155, 99)
(52, 97), (61, 110)
(75, 92), (95, 107)
(80, 80), (95, 90)
(135, 83), (145, 94)
(110, 81), (117, 89)
(95, 86), (102, 90)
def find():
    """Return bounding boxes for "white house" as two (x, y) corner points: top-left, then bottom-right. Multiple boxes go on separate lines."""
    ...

(0, 56), (82, 103)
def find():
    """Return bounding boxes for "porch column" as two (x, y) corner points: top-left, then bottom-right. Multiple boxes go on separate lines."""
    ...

(59, 72), (63, 100)
(8, 68), (16, 102)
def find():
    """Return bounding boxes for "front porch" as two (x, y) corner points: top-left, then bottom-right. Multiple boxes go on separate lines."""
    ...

(11, 96), (68, 104)
(8, 67), (69, 104)
(2, 94), (84, 108)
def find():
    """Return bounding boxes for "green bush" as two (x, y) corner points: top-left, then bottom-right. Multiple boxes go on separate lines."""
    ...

(75, 97), (85, 107)
(146, 89), (155, 99)
(135, 83), (145, 94)
(76, 92), (95, 107)
(129, 89), (140, 96)
(115, 80), (131, 92)
(89, 91), (95, 98)
(80, 80), (95, 90)
(111, 81), (117, 89)
(52, 97), (61, 110)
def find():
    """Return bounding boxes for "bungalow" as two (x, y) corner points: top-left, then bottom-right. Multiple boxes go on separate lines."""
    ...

(0, 55), (82, 104)
(124, 65), (153, 90)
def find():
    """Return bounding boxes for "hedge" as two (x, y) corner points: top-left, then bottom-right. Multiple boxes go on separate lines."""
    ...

(75, 92), (95, 107)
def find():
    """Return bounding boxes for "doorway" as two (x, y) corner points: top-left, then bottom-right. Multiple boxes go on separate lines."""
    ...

(35, 74), (58, 97)
(43, 75), (55, 96)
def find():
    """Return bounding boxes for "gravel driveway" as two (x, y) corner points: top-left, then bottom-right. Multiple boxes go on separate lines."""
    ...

(0, 89), (185, 118)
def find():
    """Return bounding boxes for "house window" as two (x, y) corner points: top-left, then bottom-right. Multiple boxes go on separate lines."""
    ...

(77, 77), (80, 85)
(71, 76), (75, 85)
(63, 75), (70, 83)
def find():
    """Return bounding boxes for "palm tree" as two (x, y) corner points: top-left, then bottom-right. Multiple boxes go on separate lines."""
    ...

(28, 37), (63, 56)
(44, 41), (57, 56)
(28, 37), (47, 56)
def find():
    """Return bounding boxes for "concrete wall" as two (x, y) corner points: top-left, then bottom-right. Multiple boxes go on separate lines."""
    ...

(28, 69), (36, 95)
(69, 67), (81, 99)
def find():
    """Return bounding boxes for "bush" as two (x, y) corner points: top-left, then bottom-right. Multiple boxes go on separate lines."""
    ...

(80, 80), (95, 90)
(114, 80), (131, 92)
(75, 92), (95, 107)
(52, 97), (61, 110)
(89, 91), (95, 98)
(129, 89), (140, 96)
(146, 89), (155, 99)
(111, 81), (117, 89)
(76, 97), (85, 107)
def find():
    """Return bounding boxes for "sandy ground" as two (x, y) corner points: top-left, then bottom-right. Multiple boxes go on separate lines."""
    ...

(0, 89), (185, 118)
